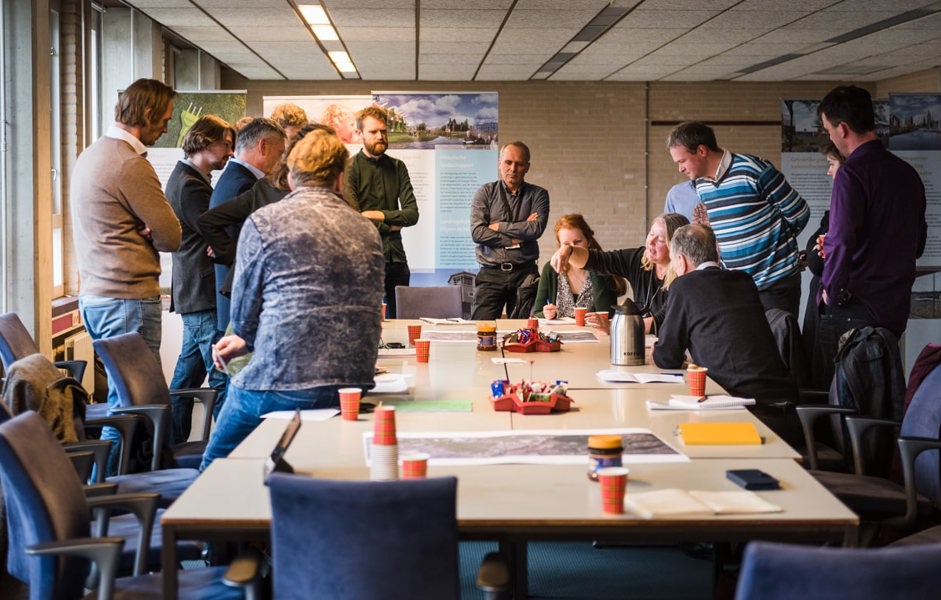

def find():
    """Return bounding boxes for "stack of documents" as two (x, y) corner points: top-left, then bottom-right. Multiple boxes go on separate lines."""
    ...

(626, 488), (782, 519)
(646, 395), (756, 411)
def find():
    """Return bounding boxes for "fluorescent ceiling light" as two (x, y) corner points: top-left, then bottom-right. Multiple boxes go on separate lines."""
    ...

(298, 4), (329, 25)
(313, 24), (339, 41)
(328, 51), (357, 73)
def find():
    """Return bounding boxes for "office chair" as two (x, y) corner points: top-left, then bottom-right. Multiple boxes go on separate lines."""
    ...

(735, 540), (941, 599)
(268, 473), (509, 600)
(0, 312), (87, 383)
(394, 285), (464, 319)
(93, 332), (217, 470)
(0, 411), (256, 599)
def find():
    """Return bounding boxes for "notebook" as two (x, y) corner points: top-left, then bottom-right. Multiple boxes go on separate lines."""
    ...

(675, 422), (762, 445)
(626, 488), (782, 519)
(263, 408), (302, 482)
(667, 395), (756, 409)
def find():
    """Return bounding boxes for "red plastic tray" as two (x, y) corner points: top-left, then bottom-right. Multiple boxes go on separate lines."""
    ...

(503, 340), (562, 353)
(490, 392), (573, 414)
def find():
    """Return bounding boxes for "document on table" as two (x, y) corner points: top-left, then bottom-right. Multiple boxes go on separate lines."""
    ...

(646, 394), (755, 411)
(262, 409), (338, 422)
(626, 488), (782, 519)
(371, 373), (410, 393)
(377, 347), (416, 357)
(419, 317), (475, 325)
(597, 370), (684, 384)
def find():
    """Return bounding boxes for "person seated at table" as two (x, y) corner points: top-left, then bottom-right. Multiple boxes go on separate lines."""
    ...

(533, 214), (625, 319)
(200, 129), (384, 470)
(652, 224), (801, 446)
(550, 212), (688, 334)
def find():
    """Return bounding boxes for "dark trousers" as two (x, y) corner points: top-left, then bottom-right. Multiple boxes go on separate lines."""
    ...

(471, 263), (537, 320)
(816, 297), (880, 391)
(758, 272), (802, 319)
(384, 261), (410, 319)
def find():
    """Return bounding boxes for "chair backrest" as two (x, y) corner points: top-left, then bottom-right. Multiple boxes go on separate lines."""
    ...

(735, 540), (941, 599)
(395, 286), (463, 319)
(0, 412), (91, 597)
(0, 313), (40, 371)
(92, 333), (170, 408)
(268, 474), (460, 600)
(900, 363), (941, 507)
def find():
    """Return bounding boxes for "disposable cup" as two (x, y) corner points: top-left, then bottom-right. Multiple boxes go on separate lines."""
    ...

(381, 302), (387, 321)
(414, 339), (431, 363)
(574, 306), (588, 327)
(687, 365), (709, 398)
(400, 452), (430, 479)
(370, 443), (399, 480)
(597, 466), (629, 514)
(338, 387), (361, 421)
(373, 405), (397, 445)
(407, 324), (422, 346)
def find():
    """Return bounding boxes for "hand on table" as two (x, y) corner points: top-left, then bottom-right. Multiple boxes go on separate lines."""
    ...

(542, 303), (558, 320)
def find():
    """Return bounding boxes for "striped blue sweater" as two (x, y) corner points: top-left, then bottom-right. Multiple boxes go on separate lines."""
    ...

(695, 152), (809, 290)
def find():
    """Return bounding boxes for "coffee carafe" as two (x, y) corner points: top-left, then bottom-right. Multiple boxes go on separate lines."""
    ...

(610, 300), (645, 366)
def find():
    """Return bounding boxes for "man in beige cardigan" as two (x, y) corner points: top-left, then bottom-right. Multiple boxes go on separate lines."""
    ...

(70, 78), (181, 471)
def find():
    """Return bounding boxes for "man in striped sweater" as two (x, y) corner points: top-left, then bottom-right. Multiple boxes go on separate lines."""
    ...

(667, 122), (809, 317)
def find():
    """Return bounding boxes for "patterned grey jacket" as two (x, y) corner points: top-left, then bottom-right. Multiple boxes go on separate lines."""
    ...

(229, 186), (384, 391)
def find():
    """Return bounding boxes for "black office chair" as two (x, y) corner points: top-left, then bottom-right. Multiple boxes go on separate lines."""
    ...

(0, 312), (87, 383)
(0, 411), (257, 599)
(735, 540), (941, 599)
(268, 473), (509, 600)
(394, 285), (464, 319)
(93, 332), (217, 470)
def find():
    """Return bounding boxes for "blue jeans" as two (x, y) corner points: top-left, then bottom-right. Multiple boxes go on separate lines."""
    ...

(199, 385), (341, 471)
(80, 294), (162, 475)
(169, 310), (227, 444)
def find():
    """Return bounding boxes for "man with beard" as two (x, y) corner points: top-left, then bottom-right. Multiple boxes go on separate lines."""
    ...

(343, 105), (419, 318)
(165, 115), (235, 443)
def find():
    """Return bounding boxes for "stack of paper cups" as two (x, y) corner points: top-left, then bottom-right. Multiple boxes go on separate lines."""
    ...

(370, 405), (399, 480)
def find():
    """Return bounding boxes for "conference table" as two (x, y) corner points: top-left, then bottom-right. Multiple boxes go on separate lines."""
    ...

(161, 319), (857, 599)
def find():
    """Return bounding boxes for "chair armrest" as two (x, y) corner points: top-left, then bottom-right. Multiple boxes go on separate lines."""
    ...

(845, 416), (901, 476)
(84, 414), (140, 475)
(222, 550), (265, 600)
(66, 450), (96, 483)
(83, 482), (118, 498)
(895, 436), (941, 527)
(476, 551), (511, 599)
(54, 359), (87, 382)
(794, 404), (856, 470)
(87, 492), (160, 576)
(27, 537), (123, 600)
(65, 440), (112, 483)
(113, 405), (171, 472)
(169, 387), (218, 441)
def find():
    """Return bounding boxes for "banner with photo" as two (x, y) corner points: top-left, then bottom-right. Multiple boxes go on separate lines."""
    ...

(262, 95), (373, 146)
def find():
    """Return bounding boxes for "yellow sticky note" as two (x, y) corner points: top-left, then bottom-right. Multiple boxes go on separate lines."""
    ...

(677, 422), (762, 445)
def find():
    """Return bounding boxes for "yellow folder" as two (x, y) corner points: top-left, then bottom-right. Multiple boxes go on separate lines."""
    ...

(677, 422), (762, 445)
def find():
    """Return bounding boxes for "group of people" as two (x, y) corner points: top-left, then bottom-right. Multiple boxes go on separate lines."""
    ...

(70, 77), (926, 470)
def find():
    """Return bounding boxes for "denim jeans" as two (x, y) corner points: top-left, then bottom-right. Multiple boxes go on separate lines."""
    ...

(80, 294), (162, 475)
(199, 385), (342, 471)
(169, 310), (227, 444)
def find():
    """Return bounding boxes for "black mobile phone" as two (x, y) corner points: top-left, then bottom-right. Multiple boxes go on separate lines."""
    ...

(726, 469), (780, 491)
(384, 342), (405, 349)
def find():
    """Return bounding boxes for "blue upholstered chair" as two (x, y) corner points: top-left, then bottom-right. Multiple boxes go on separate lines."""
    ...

(735, 540), (941, 599)
(0, 312), (87, 384)
(395, 285), (464, 319)
(93, 332), (216, 470)
(0, 411), (255, 599)
(268, 473), (509, 600)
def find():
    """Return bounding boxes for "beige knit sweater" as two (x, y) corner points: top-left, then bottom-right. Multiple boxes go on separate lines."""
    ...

(70, 136), (181, 298)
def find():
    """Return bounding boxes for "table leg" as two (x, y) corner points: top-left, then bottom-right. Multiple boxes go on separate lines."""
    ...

(162, 525), (177, 600)
(499, 539), (528, 599)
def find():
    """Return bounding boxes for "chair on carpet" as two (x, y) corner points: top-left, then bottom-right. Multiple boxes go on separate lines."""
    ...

(395, 285), (464, 319)
(268, 473), (509, 600)
(802, 362), (941, 544)
(735, 540), (941, 599)
(0, 411), (223, 595)
(93, 332), (217, 470)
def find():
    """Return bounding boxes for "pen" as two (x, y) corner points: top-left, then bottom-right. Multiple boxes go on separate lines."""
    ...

(697, 395), (708, 403)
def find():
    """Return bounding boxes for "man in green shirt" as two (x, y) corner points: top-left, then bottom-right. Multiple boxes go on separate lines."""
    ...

(344, 105), (419, 318)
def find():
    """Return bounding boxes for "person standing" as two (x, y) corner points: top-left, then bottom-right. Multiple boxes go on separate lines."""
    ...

(667, 121), (810, 317)
(201, 129), (384, 469)
(208, 117), (285, 332)
(663, 180), (701, 223)
(70, 78), (181, 470)
(817, 85), (927, 370)
(470, 141), (550, 319)
(343, 106), (419, 319)
(165, 115), (235, 444)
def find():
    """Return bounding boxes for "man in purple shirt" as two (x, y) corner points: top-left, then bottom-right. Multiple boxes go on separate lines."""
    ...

(817, 85), (927, 382)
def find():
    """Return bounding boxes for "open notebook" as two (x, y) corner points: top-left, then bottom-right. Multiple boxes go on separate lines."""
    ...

(263, 409), (302, 483)
(626, 488), (782, 519)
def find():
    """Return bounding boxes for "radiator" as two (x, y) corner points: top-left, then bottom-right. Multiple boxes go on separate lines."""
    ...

(64, 330), (95, 393)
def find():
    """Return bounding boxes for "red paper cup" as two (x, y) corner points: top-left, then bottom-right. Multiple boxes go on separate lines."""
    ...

(574, 306), (587, 326)
(338, 387), (361, 421)
(400, 452), (429, 479)
(407, 324), (422, 346)
(527, 317), (539, 331)
(381, 302), (387, 321)
(373, 405), (397, 445)
(687, 366), (708, 398)
(597, 467), (629, 514)
(414, 338), (431, 363)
